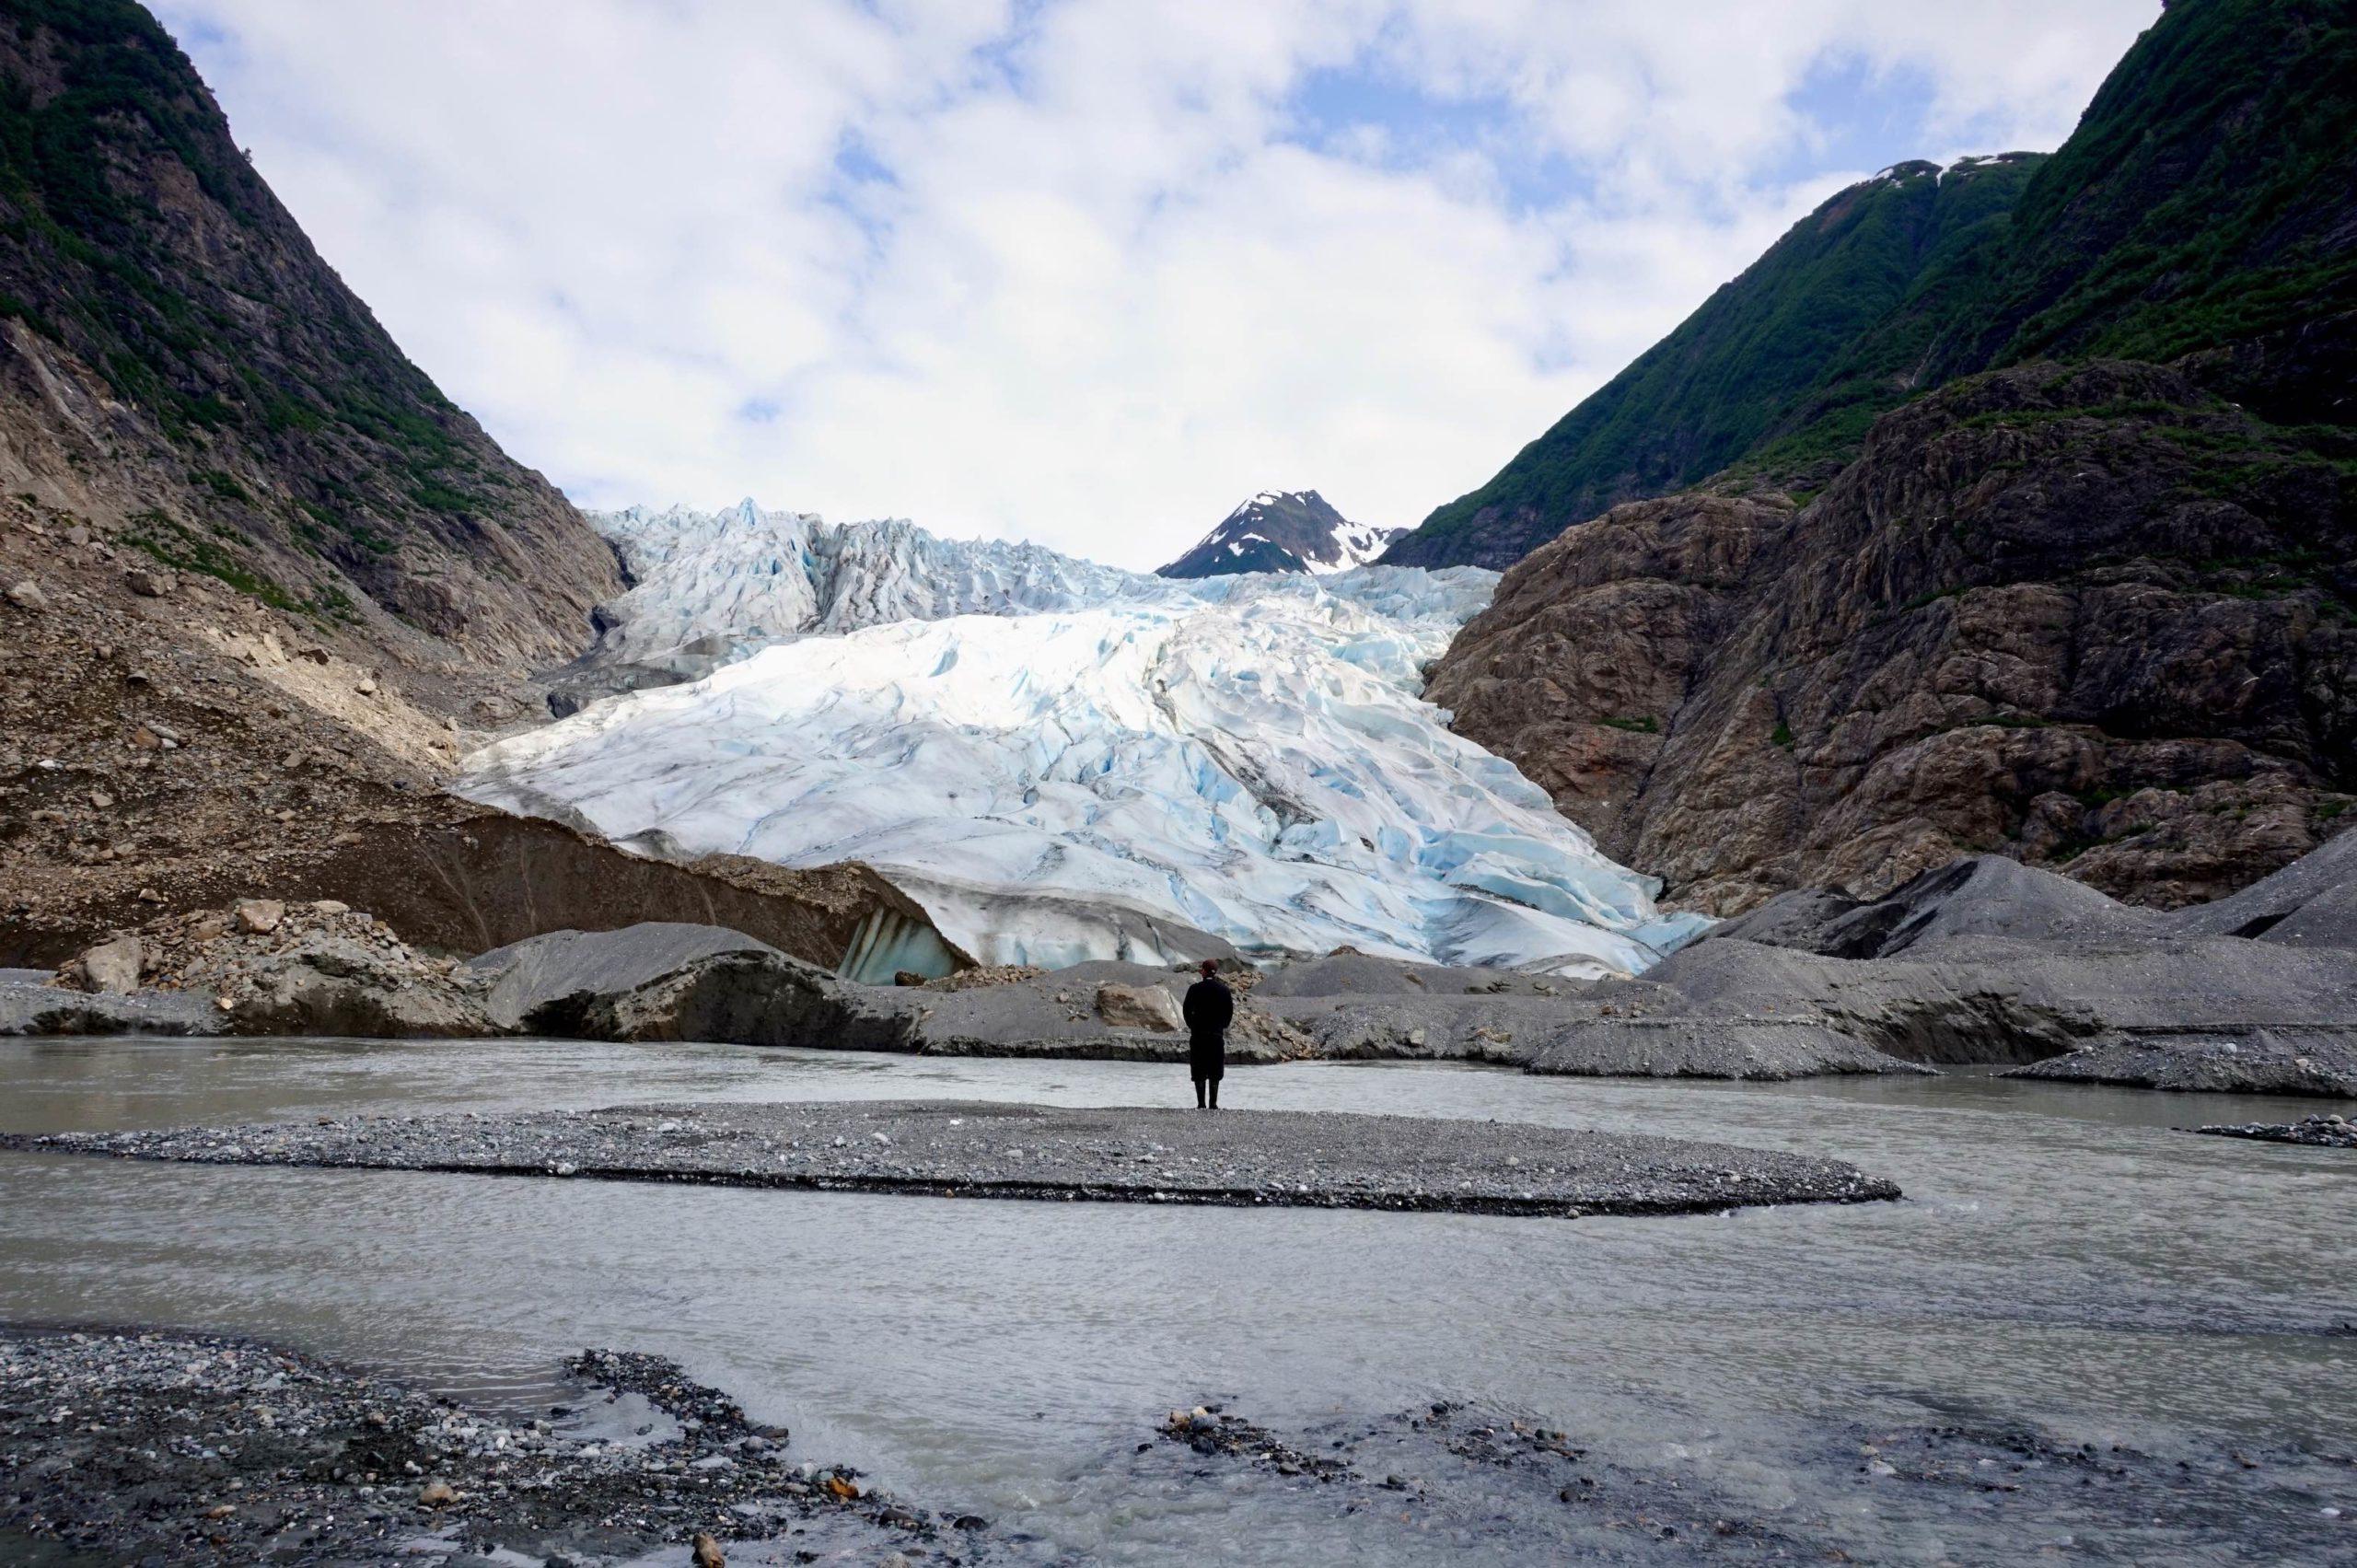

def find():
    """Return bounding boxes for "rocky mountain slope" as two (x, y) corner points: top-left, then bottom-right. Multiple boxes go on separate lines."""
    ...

(1157, 490), (1399, 577)
(0, 0), (620, 661)
(1388, 0), (2356, 571)
(0, 4), (945, 972)
(1432, 361), (2354, 912)
(1421, 0), (2356, 912)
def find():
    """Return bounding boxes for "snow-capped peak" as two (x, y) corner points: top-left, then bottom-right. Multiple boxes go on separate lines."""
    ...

(1158, 489), (1403, 579)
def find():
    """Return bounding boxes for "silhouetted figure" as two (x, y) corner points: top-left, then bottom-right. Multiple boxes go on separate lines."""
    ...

(1182, 958), (1232, 1109)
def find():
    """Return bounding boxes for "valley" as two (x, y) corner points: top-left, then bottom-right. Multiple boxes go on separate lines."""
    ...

(2, 0), (2353, 1562)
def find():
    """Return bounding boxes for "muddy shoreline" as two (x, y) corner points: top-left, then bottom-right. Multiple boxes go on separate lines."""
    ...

(1, 1098), (1901, 1218)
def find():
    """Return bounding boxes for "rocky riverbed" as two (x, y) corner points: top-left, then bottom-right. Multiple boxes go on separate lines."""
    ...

(0, 1099), (1899, 1218)
(0, 1330), (989, 1566)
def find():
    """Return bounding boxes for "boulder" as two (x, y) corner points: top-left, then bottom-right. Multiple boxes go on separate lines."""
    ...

(0, 978), (218, 1038)
(1095, 981), (1183, 1032)
(5, 579), (48, 612)
(75, 935), (144, 994)
(465, 923), (920, 1050)
(122, 567), (175, 598)
(233, 899), (284, 935)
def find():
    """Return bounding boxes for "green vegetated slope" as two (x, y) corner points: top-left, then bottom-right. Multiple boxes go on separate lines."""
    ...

(1387, 0), (2357, 569)
(0, 0), (616, 663)
(1384, 155), (2045, 567)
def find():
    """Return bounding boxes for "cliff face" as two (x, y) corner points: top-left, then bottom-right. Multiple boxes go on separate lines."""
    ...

(0, 0), (620, 668)
(1429, 362), (2355, 912)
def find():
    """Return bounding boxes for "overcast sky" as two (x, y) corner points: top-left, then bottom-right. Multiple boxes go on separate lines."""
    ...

(155, 0), (2159, 569)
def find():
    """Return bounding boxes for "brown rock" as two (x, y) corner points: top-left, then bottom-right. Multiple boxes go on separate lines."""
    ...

(123, 566), (175, 597)
(234, 899), (284, 935)
(1096, 981), (1183, 1032)
(6, 579), (48, 612)
(76, 935), (144, 994)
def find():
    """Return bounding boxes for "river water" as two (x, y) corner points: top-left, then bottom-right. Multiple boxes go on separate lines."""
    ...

(3, 1037), (2352, 1563)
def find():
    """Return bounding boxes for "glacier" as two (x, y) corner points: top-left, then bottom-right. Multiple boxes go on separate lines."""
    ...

(461, 503), (1710, 978)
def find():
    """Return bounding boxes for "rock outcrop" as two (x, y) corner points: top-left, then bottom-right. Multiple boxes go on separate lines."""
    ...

(1429, 364), (2355, 912)
(24, 898), (500, 1038)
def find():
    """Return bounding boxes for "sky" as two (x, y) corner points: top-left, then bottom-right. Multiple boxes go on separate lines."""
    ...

(156, 0), (2161, 570)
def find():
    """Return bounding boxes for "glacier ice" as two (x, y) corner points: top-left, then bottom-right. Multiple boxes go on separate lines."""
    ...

(463, 504), (1710, 978)
(585, 499), (1164, 673)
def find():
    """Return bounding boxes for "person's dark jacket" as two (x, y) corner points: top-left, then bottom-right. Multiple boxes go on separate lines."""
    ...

(1182, 976), (1233, 1080)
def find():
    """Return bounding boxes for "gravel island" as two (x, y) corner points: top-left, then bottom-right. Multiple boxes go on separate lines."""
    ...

(5, 1099), (1900, 1218)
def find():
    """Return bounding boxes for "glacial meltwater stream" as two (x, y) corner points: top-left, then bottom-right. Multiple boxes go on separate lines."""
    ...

(3, 1038), (2351, 1563)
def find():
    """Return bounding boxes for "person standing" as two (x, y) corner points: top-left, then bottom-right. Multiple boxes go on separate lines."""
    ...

(1181, 958), (1233, 1109)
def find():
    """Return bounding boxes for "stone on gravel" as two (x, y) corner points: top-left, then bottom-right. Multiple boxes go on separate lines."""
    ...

(75, 934), (144, 994)
(1672, 837), (2357, 1094)
(5, 577), (47, 611)
(233, 898), (285, 935)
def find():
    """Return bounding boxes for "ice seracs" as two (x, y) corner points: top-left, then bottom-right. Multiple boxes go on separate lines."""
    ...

(465, 503), (1709, 978)
(583, 499), (1152, 674)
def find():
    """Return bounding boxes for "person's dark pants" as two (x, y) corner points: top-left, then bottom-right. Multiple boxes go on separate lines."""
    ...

(1190, 1038), (1224, 1109)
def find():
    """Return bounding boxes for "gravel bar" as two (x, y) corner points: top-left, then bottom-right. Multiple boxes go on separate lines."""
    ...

(2, 1099), (1900, 1217)
(0, 1330), (988, 1566)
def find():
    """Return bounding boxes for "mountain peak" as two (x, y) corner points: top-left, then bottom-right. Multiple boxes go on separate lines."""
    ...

(1158, 490), (1400, 578)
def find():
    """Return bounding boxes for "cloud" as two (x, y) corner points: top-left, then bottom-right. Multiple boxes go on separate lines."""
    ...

(154, 0), (2159, 567)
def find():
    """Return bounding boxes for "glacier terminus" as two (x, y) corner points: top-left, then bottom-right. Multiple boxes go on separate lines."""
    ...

(459, 502), (1710, 978)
